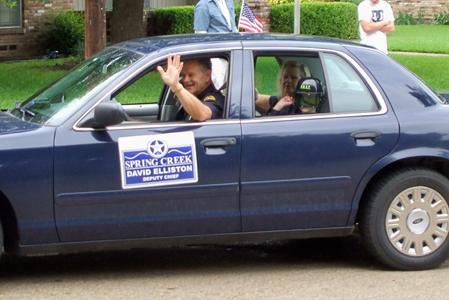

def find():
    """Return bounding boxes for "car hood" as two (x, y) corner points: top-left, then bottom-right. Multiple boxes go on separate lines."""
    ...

(0, 111), (41, 134)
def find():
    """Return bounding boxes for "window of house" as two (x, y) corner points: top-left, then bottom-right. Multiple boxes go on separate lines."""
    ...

(0, 0), (22, 28)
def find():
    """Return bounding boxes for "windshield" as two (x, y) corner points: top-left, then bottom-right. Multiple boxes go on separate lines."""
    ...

(8, 47), (143, 124)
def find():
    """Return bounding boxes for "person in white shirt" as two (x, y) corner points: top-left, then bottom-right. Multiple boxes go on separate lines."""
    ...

(358, 0), (395, 54)
(194, 0), (237, 90)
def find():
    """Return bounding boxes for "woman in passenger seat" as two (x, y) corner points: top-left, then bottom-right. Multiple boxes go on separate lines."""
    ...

(255, 60), (311, 116)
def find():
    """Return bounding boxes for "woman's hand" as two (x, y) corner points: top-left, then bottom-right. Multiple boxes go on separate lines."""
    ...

(273, 96), (294, 111)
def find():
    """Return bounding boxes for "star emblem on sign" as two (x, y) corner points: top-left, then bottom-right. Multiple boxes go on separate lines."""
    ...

(147, 139), (168, 158)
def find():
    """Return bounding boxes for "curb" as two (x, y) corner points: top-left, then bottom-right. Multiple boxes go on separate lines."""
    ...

(389, 51), (449, 56)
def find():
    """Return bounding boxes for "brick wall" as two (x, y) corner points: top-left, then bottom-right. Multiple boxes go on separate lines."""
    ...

(390, 0), (448, 23)
(246, 0), (272, 32)
(0, 0), (74, 59)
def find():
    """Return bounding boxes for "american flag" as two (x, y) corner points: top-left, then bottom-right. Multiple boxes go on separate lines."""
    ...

(238, 3), (263, 33)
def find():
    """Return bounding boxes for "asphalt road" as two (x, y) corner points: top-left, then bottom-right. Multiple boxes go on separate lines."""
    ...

(1, 235), (448, 300)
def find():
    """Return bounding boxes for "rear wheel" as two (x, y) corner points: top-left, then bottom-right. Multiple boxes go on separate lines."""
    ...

(361, 167), (449, 270)
(0, 221), (3, 261)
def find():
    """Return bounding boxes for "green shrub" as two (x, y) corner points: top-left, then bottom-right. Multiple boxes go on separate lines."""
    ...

(433, 10), (449, 25)
(266, 0), (313, 4)
(38, 10), (85, 55)
(71, 39), (85, 60)
(417, 8), (426, 24)
(235, 4), (241, 26)
(153, 6), (194, 35)
(395, 10), (416, 25)
(0, 0), (17, 9)
(153, 5), (242, 35)
(267, 0), (294, 4)
(270, 2), (359, 39)
(270, 4), (294, 33)
(395, 8), (427, 25)
(334, 0), (363, 6)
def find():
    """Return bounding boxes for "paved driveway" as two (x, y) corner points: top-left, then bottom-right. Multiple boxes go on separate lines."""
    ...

(1, 236), (448, 300)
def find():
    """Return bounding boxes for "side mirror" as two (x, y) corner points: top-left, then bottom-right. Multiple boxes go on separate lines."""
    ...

(92, 102), (125, 128)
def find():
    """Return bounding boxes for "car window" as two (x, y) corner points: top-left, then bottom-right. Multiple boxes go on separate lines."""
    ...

(254, 54), (327, 116)
(322, 53), (378, 113)
(112, 56), (229, 123)
(115, 71), (163, 105)
(9, 48), (142, 125)
(253, 52), (379, 117)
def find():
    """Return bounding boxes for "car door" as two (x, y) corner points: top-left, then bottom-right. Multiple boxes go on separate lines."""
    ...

(239, 47), (400, 232)
(53, 51), (243, 242)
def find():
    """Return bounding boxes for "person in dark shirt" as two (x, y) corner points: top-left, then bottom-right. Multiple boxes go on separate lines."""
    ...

(157, 54), (224, 121)
(256, 60), (311, 116)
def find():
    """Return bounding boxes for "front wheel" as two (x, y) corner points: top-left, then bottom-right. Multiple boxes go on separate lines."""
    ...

(361, 167), (449, 270)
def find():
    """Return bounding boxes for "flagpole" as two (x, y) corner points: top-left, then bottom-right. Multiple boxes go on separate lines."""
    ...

(238, 0), (245, 31)
(294, 0), (300, 34)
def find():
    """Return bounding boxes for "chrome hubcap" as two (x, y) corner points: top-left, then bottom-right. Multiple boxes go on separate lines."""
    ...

(386, 186), (449, 256)
(406, 208), (430, 234)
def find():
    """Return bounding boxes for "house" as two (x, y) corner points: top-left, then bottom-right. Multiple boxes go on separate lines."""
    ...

(0, 0), (197, 60)
(73, 0), (198, 11)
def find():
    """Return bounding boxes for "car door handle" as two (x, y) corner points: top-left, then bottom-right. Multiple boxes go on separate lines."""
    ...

(350, 130), (381, 146)
(200, 138), (237, 155)
(350, 130), (381, 139)
(200, 137), (237, 147)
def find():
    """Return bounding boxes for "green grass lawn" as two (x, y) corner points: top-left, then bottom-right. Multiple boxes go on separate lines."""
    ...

(389, 54), (449, 91)
(255, 56), (280, 96)
(1, 25), (448, 109)
(388, 25), (449, 54)
(0, 59), (70, 109)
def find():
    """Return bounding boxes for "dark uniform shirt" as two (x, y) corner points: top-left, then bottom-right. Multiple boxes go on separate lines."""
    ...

(196, 83), (225, 119)
(174, 83), (224, 121)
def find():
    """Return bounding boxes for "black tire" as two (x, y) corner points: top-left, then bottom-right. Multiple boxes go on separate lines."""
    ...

(360, 167), (449, 270)
(0, 221), (3, 261)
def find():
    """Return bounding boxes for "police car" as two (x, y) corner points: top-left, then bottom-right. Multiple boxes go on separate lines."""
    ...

(2, 33), (449, 271)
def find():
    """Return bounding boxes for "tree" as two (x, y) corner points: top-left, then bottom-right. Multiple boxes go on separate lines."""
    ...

(110, 0), (145, 44)
(85, 0), (106, 58)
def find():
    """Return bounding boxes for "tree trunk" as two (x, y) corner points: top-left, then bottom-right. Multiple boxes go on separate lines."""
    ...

(110, 0), (145, 44)
(85, 0), (107, 59)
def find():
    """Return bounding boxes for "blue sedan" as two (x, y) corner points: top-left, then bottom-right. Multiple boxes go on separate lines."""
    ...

(2, 33), (449, 271)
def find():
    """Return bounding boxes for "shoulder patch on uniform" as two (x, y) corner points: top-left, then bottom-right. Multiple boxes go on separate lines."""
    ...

(203, 95), (216, 102)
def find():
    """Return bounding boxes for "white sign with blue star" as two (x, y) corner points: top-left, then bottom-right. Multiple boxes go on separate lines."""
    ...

(118, 132), (198, 189)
